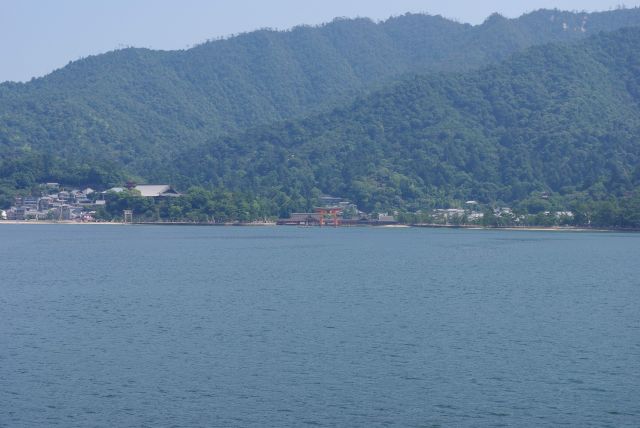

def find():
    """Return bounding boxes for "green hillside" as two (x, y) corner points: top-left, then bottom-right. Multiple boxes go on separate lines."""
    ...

(165, 27), (640, 221)
(1, 8), (640, 172)
(2, 9), (640, 225)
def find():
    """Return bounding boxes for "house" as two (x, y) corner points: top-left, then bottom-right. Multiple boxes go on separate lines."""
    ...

(378, 213), (397, 222)
(432, 208), (466, 223)
(49, 205), (84, 221)
(18, 196), (39, 209)
(38, 197), (54, 211)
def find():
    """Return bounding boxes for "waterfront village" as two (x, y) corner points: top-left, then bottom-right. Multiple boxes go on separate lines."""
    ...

(0, 182), (574, 227)
(1, 183), (179, 222)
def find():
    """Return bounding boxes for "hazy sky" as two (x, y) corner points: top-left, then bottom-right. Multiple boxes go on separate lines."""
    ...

(1, 0), (639, 82)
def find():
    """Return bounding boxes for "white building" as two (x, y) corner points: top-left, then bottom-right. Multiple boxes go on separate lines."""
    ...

(105, 185), (180, 198)
(134, 185), (181, 198)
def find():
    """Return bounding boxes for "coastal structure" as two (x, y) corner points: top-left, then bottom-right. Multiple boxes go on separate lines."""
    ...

(1, 183), (577, 227)
(276, 195), (402, 226)
(277, 195), (369, 226)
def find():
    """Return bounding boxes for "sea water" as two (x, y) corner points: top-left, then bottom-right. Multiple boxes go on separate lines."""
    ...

(1, 225), (639, 426)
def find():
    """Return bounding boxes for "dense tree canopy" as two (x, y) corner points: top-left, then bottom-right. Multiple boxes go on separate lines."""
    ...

(164, 28), (640, 219)
(1, 8), (639, 169)
(1, 9), (640, 226)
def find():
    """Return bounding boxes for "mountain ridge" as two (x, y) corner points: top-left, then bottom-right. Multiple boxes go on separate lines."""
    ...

(164, 27), (640, 214)
(2, 8), (640, 219)
(2, 7), (640, 168)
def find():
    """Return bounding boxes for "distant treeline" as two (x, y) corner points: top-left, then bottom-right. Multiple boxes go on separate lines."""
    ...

(92, 187), (640, 229)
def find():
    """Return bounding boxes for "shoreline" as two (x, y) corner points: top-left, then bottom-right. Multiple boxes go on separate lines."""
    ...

(411, 223), (640, 233)
(0, 220), (124, 225)
(1, 220), (638, 233)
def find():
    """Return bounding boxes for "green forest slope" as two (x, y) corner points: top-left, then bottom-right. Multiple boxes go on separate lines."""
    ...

(1, 8), (639, 172)
(1, 10), (640, 225)
(165, 27), (640, 217)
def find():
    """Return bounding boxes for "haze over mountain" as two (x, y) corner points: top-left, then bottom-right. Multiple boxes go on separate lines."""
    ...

(1, 8), (640, 223)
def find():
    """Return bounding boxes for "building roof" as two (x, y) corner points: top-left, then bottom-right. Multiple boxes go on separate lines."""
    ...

(134, 185), (180, 197)
(104, 185), (180, 197)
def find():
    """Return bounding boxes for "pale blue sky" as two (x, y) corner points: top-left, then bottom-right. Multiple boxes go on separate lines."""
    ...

(1, 0), (638, 82)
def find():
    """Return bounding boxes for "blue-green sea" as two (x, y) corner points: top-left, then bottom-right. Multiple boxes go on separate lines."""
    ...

(1, 225), (639, 427)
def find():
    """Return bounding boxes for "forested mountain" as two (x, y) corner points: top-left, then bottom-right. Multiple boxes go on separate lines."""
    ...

(1, 9), (640, 224)
(164, 27), (640, 216)
(1, 7), (640, 174)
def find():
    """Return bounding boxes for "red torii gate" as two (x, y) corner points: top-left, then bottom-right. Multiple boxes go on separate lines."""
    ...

(315, 207), (341, 227)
